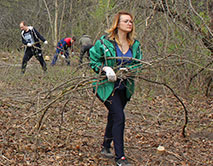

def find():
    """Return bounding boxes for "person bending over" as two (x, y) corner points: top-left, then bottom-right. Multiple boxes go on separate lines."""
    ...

(51, 36), (76, 66)
(79, 34), (93, 65)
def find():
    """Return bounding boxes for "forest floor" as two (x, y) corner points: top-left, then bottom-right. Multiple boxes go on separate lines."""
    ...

(0, 52), (212, 166)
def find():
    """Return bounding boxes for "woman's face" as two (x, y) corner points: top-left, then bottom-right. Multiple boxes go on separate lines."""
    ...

(118, 14), (133, 33)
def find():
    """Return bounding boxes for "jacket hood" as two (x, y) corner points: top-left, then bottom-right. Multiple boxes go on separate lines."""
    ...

(82, 34), (91, 38)
(28, 26), (33, 30)
(21, 26), (33, 38)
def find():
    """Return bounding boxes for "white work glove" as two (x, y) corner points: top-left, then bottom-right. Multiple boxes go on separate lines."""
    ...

(103, 66), (117, 82)
(119, 67), (129, 79)
(119, 67), (128, 72)
(44, 41), (48, 45)
(27, 43), (32, 47)
(72, 52), (75, 55)
(61, 54), (65, 58)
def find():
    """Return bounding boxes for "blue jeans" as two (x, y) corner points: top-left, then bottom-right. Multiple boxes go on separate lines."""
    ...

(51, 43), (70, 66)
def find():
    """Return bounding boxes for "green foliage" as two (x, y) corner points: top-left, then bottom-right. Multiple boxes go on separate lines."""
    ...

(191, 11), (210, 35)
(90, 0), (113, 21)
(157, 41), (163, 50)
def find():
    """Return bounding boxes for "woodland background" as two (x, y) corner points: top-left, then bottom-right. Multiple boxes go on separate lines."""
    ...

(0, 0), (212, 165)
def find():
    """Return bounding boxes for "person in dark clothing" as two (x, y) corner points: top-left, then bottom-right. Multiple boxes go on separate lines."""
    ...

(79, 34), (93, 65)
(20, 21), (48, 74)
(89, 11), (143, 166)
(51, 37), (76, 66)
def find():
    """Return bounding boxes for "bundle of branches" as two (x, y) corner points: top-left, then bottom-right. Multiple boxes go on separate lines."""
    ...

(24, 56), (189, 138)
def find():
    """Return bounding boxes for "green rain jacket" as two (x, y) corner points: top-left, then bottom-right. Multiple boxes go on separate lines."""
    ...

(89, 35), (143, 102)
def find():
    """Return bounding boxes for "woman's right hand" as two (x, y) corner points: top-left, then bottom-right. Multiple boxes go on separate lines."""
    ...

(103, 66), (117, 82)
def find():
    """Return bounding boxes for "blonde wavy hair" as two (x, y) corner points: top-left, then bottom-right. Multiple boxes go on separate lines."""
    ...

(106, 11), (135, 46)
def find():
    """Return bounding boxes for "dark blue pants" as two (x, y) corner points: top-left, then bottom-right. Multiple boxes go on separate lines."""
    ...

(51, 43), (70, 66)
(102, 80), (128, 160)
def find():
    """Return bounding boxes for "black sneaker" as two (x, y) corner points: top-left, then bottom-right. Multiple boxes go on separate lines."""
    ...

(101, 147), (114, 158)
(115, 156), (131, 166)
(21, 68), (26, 74)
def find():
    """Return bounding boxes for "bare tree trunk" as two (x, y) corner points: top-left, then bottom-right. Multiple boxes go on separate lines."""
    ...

(69, 0), (73, 35)
(59, 0), (66, 39)
(69, 0), (73, 14)
(106, 0), (111, 28)
(54, 0), (58, 46)
(206, 76), (212, 97)
(42, 0), (54, 43)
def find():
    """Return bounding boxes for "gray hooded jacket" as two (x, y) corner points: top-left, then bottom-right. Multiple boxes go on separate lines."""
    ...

(79, 35), (92, 46)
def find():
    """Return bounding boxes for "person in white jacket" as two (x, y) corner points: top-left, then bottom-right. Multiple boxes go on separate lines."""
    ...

(20, 21), (48, 74)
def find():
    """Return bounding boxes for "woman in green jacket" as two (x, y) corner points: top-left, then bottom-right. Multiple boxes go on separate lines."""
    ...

(89, 11), (142, 166)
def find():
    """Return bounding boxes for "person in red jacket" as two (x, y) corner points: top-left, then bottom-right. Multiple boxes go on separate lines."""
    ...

(20, 21), (48, 74)
(51, 37), (76, 66)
